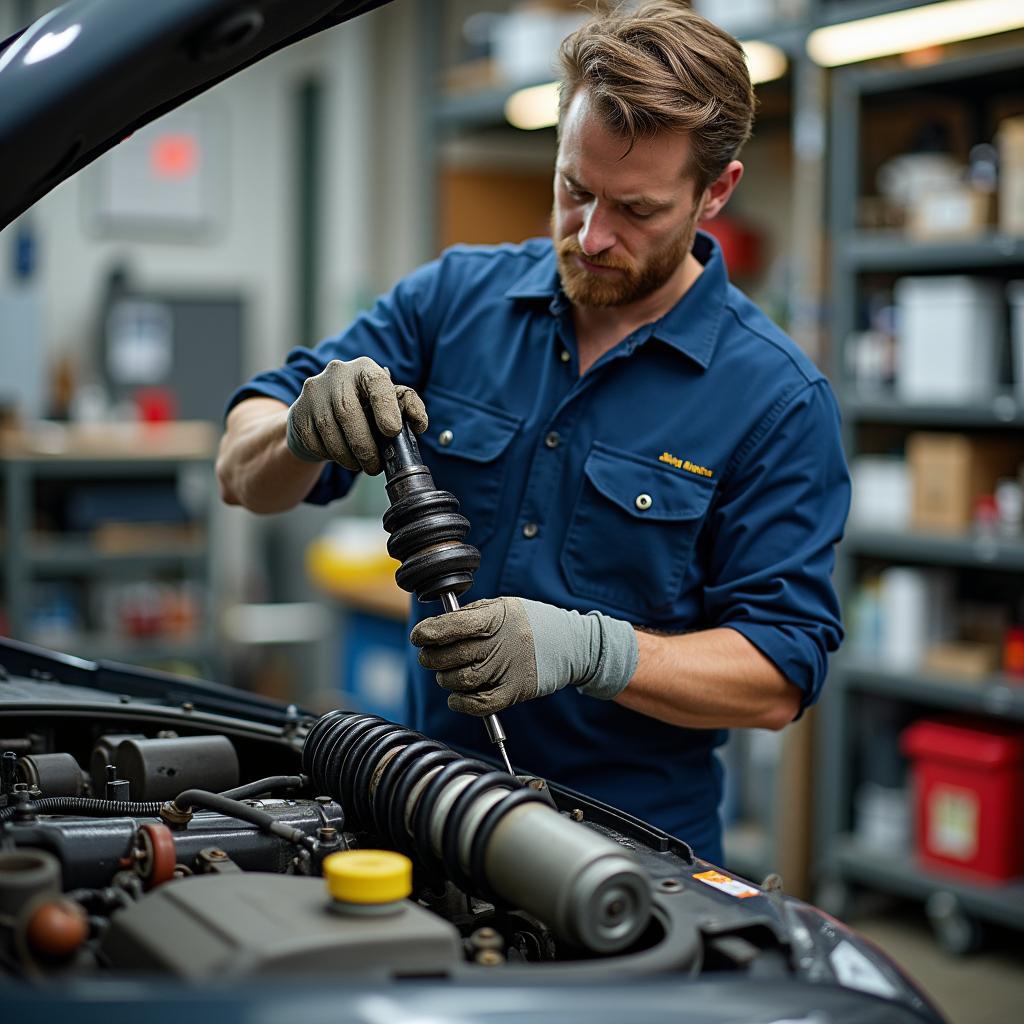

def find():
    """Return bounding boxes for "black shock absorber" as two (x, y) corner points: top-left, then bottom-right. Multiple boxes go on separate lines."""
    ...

(376, 423), (513, 774)
(303, 710), (653, 954)
(378, 424), (480, 603)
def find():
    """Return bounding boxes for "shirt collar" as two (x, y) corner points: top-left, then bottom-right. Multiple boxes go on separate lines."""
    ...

(504, 231), (728, 370)
(648, 230), (727, 370)
(503, 249), (561, 302)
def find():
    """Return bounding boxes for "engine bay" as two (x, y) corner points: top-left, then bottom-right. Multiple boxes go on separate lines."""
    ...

(0, 689), (703, 981)
(0, 638), (941, 1024)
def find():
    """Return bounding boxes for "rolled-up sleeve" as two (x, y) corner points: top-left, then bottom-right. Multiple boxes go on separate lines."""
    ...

(703, 379), (850, 711)
(223, 255), (448, 505)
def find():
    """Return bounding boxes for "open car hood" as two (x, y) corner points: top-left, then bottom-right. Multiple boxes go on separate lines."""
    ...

(0, 0), (392, 229)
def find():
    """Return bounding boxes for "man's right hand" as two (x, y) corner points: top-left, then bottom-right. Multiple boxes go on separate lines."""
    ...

(285, 357), (427, 475)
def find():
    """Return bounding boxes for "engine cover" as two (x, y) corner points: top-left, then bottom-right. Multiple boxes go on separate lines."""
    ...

(100, 873), (463, 979)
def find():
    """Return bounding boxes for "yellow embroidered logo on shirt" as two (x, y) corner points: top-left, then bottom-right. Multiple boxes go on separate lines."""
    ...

(659, 451), (713, 478)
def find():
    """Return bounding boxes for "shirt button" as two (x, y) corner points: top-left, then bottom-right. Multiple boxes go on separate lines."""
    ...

(438, 429), (454, 447)
(522, 522), (539, 539)
(635, 493), (653, 511)
(559, 349), (571, 363)
(544, 431), (561, 449)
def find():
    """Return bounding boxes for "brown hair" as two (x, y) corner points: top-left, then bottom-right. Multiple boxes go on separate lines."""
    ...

(557, 1), (755, 191)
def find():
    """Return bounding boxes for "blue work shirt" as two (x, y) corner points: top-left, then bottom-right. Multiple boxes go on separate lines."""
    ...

(229, 231), (850, 862)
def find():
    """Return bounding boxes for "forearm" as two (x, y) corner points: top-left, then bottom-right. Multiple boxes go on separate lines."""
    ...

(216, 397), (325, 514)
(614, 626), (802, 731)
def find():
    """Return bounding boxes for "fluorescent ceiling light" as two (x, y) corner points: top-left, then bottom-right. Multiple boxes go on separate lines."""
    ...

(503, 40), (788, 130)
(743, 41), (788, 84)
(504, 81), (559, 131)
(807, 0), (1024, 67)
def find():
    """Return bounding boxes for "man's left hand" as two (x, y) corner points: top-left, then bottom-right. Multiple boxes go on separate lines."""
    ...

(409, 596), (639, 717)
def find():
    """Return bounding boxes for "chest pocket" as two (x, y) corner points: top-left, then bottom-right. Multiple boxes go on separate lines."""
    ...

(562, 443), (716, 617)
(418, 384), (521, 549)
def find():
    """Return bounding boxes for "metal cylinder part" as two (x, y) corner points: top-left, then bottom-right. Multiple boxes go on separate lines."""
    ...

(114, 735), (239, 802)
(483, 802), (651, 953)
(16, 753), (85, 797)
(90, 734), (145, 792)
(1, 750), (18, 794)
(0, 849), (62, 920)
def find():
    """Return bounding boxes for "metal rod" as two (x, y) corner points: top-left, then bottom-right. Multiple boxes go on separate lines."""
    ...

(438, 591), (515, 777)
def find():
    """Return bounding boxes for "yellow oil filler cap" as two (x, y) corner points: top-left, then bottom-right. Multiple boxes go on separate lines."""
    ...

(323, 849), (413, 905)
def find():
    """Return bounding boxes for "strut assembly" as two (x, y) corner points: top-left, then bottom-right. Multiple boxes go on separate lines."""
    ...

(302, 711), (653, 954)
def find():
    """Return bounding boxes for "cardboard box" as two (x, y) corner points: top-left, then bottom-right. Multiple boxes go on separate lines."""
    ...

(998, 116), (1024, 235)
(907, 432), (1022, 533)
(907, 186), (994, 239)
(924, 642), (1002, 681)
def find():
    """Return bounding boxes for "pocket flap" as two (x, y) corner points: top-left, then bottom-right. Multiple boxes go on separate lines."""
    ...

(583, 444), (715, 521)
(422, 386), (521, 463)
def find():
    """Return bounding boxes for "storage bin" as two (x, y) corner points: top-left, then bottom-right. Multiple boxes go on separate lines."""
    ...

(901, 719), (1024, 883)
(895, 276), (1003, 402)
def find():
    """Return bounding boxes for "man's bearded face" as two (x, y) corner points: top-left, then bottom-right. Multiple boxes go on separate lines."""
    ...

(553, 200), (700, 308)
(551, 89), (708, 310)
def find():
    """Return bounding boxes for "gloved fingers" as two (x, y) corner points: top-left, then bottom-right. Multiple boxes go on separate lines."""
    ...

(339, 417), (382, 475)
(311, 405), (351, 467)
(334, 375), (382, 476)
(396, 386), (428, 434)
(435, 665), (488, 693)
(358, 362), (405, 438)
(410, 599), (506, 647)
(417, 636), (491, 672)
(447, 688), (512, 717)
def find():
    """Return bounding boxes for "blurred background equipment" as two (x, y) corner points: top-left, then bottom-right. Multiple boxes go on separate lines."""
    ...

(100, 282), (245, 424)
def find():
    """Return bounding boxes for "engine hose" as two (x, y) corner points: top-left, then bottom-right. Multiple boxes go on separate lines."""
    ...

(171, 789), (315, 850)
(0, 796), (163, 822)
(218, 775), (307, 801)
(302, 710), (654, 954)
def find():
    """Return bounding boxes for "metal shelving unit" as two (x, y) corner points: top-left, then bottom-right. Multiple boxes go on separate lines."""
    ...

(843, 527), (1024, 569)
(28, 540), (206, 574)
(818, 38), (1024, 949)
(843, 232), (1024, 271)
(834, 837), (1024, 932)
(841, 659), (1024, 721)
(843, 393), (1024, 426)
(0, 424), (218, 676)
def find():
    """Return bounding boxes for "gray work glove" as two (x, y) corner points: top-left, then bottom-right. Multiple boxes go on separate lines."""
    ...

(286, 357), (427, 475)
(410, 596), (639, 716)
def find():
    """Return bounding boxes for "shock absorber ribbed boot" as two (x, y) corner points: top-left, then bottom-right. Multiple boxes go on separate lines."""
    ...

(378, 425), (480, 602)
(303, 711), (653, 954)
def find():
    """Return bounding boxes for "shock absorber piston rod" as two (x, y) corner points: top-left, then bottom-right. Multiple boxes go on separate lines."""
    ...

(438, 591), (513, 775)
(377, 422), (513, 774)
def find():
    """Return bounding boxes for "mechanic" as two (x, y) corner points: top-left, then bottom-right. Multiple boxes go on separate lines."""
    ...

(216, 1), (850, 864)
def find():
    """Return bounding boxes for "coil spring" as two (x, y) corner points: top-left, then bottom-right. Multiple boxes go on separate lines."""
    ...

(303, 710), (546, 896)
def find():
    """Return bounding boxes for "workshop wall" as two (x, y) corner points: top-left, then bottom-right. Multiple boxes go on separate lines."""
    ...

(0, 1), (428, 702)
